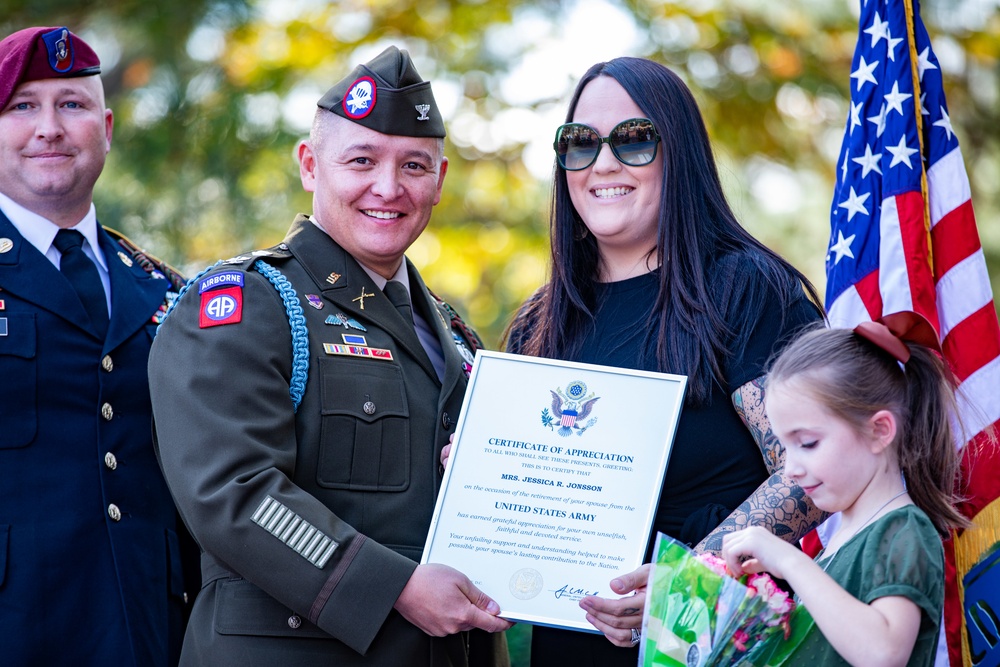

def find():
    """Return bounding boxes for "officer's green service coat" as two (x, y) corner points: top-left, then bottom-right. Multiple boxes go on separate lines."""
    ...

(149, 216), (502, 666)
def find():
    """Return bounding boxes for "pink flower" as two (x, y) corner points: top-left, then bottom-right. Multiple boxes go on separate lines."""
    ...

(695, 552), (729, 577)
(733, 629), (751, 652)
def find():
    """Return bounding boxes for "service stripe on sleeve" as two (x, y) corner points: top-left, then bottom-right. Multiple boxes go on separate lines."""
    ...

(252, 495), (337, 568)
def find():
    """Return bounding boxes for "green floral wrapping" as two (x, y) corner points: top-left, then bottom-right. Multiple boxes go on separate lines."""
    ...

(640, 534), (813, 667)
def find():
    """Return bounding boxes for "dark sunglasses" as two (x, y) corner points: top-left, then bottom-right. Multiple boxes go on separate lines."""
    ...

(553, 118), (661, 171)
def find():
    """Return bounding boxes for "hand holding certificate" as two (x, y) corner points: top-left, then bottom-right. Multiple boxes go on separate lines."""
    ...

(422, 351), (686, 632)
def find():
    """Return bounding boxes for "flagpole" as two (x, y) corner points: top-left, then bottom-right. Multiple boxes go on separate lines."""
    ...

(902, 0), (934, 273)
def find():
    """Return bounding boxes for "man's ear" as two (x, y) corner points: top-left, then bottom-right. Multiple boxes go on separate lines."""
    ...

(297, 140), (316, 193)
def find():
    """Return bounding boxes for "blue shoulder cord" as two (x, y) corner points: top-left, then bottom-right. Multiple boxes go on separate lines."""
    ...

(157, 259), (310, 413)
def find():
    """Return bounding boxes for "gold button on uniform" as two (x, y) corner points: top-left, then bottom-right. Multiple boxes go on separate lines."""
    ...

(105, 452), (117, 470)
(101, 355), (114, 372)
(101, 403), (113, 420)
(108, 504), (121, 521)
(287, 615), (302, 629)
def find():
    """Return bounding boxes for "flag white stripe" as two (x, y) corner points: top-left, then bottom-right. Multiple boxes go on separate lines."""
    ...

(936, 249), (993, 340)
(827, 285), (870, 329)
(878, 196), (915, 315)
(927, 146), (972, 228)
(956, 355), (1000, 439)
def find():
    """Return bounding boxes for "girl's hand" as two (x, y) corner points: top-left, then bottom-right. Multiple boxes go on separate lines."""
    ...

(721, 526), (805, 580)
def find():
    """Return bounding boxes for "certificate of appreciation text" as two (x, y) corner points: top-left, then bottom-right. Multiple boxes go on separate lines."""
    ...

(421, 351), (686, 632)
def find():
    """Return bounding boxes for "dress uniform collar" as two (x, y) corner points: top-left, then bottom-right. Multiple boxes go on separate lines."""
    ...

(0, 192), (107, 272)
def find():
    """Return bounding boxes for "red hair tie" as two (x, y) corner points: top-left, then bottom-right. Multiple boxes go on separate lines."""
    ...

(852, 312), (941, 364)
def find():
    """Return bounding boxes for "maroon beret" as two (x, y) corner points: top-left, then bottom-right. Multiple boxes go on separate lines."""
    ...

(0, 26), (101, 110)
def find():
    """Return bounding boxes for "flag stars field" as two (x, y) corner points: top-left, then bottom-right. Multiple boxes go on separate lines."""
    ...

(886, 136), (918, 169)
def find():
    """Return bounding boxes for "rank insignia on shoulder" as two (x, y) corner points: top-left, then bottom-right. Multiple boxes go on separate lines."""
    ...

(325, 313), (366, 331)
(200, 286), (243, 328)
(305, 294), (324, 310)
(199, 271), (244, 293)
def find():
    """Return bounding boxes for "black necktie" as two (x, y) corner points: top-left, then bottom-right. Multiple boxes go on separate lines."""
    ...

(383, 280), (414, 329)
(53, 229), (109, 337)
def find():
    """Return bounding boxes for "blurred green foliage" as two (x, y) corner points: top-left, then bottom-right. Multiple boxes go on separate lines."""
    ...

(2, 0), (997, 348)
(3, 1), (997, 664)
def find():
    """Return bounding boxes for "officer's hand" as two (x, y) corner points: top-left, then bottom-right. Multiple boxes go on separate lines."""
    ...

(394, 563), (513, 636)
(440, 434), (455, 469)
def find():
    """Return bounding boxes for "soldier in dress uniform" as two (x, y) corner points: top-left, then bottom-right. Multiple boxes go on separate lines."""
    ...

(148, 46), (512, 666)
(0, 26), (196, 666)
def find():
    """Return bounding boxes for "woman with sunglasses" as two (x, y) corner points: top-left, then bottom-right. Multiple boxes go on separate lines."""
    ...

(505, 57), (825, 664)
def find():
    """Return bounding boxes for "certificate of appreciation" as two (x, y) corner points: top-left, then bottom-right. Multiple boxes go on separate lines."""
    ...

(421, 351), (686, 632)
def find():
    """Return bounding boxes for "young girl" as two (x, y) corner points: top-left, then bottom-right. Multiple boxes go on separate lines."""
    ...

(721, 318), (969, 667)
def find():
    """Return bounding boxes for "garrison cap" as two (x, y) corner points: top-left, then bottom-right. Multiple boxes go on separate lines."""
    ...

(0, 26), (101, 111)
(317, 46), (445, 138)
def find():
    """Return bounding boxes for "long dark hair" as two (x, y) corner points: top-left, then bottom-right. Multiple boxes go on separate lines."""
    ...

(766, 326), (969, 534)
(509, 57), (821, 404)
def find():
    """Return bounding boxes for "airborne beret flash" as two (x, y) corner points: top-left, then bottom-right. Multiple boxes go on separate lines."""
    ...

(317, 46), (445, 138)
(0, 26), (101, 110)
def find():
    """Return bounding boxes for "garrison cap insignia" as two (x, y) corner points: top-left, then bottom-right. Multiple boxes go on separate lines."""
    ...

(343, 76), (376, 119)
(325, 313), (366, 331)
(252, 495), (337, 569)
(541, 381), (600, 437)
(415, 104), (430, 121)
(305, 294), (324, 310)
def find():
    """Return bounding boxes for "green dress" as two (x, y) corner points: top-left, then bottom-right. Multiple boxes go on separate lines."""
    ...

(790, 505), (944, 666)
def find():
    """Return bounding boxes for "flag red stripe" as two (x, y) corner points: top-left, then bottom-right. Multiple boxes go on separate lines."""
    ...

(932, 199), (980, 279)
(896, 191), (939, 325)
(855, 269), (883, 319)
(942, 303), (1000, 383)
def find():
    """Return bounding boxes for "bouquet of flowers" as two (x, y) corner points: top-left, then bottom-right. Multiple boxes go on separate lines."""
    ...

(640, 533), (812, 667)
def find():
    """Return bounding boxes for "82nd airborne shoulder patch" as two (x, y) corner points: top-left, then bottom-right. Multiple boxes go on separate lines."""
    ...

(199, 271), (244, 328)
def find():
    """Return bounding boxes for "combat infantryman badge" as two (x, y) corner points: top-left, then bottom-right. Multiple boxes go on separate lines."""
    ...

(541, 381), (600, 437)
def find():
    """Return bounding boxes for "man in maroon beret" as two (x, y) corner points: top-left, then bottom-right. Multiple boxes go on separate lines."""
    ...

(0, 26), (195, 666)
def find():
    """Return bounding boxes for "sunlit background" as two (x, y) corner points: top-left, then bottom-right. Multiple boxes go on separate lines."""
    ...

(4, 0), (997, 347)
(2, 0), (998, 662)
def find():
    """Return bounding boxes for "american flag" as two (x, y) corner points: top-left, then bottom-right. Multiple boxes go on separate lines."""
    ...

(825, 0), (1000, 663)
